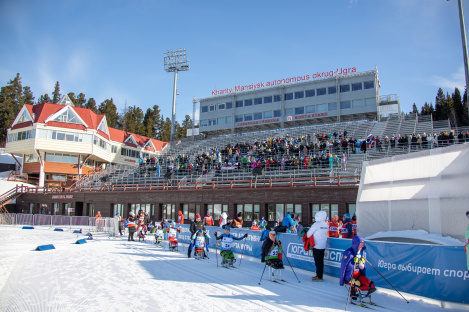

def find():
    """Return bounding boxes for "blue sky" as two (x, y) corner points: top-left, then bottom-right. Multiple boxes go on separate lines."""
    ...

(0, 0), (467, 123)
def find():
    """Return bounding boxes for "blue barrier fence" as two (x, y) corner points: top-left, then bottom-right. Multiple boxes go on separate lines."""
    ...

(174, 225), (468, 304)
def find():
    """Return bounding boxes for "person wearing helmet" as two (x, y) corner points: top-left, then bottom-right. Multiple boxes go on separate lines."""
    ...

(188, 214), (206, 258)
(165, 223), (181, 251)
(154, 224), (164, 247)
(340, 235), (376, 300)
(191, 229), (211, 259)
(261, 231), (284, 270)
(215, 227), (248, 267)
(136, 221), (147, 242)
(259, 216), (267, 230)
(341, 213), (354, 239)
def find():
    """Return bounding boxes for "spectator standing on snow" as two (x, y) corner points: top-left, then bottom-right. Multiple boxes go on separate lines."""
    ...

(307, 210), (329, 282)
(204, 212), (214, 226)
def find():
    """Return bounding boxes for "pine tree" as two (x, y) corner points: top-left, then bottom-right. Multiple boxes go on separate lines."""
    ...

(434, 88), (445, 120)
(0, 74), (25, 142)
(452, 88), (466, 126)
(177, 114), (192, 139)
(67, 92), (77, 106)
(412, 103), (418, 114)
(142, 105), (162, 138)
(76, 93), (86, 108)
(122, 105), (144, 135)
(98, 98), (119, 128)
(52, 81), (61, 103)
(157, 116), (172, 141)
(23, 86), (35, 105)
(85, 98), (97, 113)
(420, 102), (434, 116)
(37, 93), (52, 104)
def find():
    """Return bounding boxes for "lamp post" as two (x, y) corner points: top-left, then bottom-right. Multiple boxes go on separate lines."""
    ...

(457, 0), (469, 117)
(164, 48), (190, 146)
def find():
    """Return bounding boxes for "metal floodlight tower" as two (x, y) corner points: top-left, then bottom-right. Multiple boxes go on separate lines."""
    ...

(457, 0), (469, 117)
(164, 48), (190, 146)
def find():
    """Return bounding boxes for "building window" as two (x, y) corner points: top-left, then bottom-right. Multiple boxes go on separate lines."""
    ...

(352, 82), (363, 91)
(244, 114), (253, 121)
(328, 86), (337, 94)
(244, 99), (253, 106)
(340, 84), (350, 92)
(52, 108), (81, 124)
(236, 100), (243, 108)
(254, 112), (263, 120)
(311, 203), (338, 221)
(111, 146), (118, 153)
(348, 203), (356, 216)
(264, 111), (273, 119)
(274, 110), (281, 117)
(226, 102), (233, 109)
(24, 153), (39, 163)
(201, 106), (208, 113)
(162, 203), (176, 220)
(264, 96), (272, 103)
(7, 129), (36, 143)
(365, 98), (376, 106)
(317, 104), (327, 113)
(340, 101), (351, 109)
(254, 98), (262, 105)
(305, 89), (315, 97)
(268, 204), (284, 221)
(208, 119), (217, 126)
(207, 204), (227, 220)
(218, 103), (225, 110)
(306, 105), (315, 113)
(45, 153), (79, 164)
(328, 103), (337, 111)
(364, 81), (374, 89)
(236, 204), (260, 221)
(285, 204), (302, 220)
(285, 108), (293, 116)
(218, 117), (225, 125)
(295, 91), (304, 99)
(183, 203), (201, 221)
(209, 105), (215, 111)
(273, 95), (281, 102)
(200, 120), (208, 127)
(235, 115), (243, 122)
(226, 116), (232, 124)
(295, 107), (305, 115)
(352, 99), (364, 107)
(284, 93), (293, 101)
(317, 88), (326, 96)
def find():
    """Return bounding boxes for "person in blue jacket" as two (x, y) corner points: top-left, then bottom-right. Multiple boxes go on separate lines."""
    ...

(215, 227), (248, 267)
(339, 235), (376, 300)
(282, 213), (297, 233)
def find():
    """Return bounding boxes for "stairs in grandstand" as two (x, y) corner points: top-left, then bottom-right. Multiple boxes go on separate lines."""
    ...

(0, 187), (22, 224)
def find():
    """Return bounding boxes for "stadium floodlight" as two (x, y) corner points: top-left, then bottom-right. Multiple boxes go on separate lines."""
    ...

(164, 48), (190, 146)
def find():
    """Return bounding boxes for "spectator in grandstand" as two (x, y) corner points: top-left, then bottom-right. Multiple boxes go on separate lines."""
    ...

(341, 153), (347, 170)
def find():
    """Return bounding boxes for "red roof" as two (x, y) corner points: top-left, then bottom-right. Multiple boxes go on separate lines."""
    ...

(14, 103), (168, 151)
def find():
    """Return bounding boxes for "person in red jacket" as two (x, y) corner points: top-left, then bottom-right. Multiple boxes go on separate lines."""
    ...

(204, 212), (214, 226)
(177, 210), (184, 224)
(328, 215), (340, 238)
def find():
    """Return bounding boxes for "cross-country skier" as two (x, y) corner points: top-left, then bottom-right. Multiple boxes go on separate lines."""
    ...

(214, 227), (248, 267)
(165, 222), (181, 251)
(340, 235), (376, 300)
(154, 224), (164, 246)
(192, 229), (210, 259)
(188, 214), (206, 258)
(261, 231), (284, 269)
(136, 221), (147, 242)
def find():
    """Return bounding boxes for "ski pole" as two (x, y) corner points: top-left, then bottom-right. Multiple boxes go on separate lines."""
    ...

(345, 283), (353, 312)
(215, 235), (219, 269)
(239, 236), (247, 267)
(258, 263), (267, 285)
(282, 245), (300, 283)
(365, 258), (409, 303)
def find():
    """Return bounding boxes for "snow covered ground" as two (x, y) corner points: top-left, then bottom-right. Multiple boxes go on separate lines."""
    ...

(0, 226), (467, 312)
(365, 230), (465, 246)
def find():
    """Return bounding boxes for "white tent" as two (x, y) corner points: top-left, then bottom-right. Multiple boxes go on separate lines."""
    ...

(357, 143), (469, 242)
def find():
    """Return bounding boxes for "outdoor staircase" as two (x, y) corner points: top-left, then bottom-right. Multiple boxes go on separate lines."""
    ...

(0, 187), (22, 224)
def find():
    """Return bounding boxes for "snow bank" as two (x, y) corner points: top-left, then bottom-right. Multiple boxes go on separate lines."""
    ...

(365, 230), (465, 246)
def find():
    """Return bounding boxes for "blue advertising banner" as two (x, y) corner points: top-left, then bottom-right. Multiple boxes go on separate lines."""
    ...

(174, 226), (468, 304)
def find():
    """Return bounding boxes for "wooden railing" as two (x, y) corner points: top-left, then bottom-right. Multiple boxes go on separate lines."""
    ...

(7, 174), (66, 188)
(63, 176), (360, 193)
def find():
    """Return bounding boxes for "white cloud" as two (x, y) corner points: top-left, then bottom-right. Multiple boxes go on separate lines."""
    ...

(431, 66), (466, 91)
